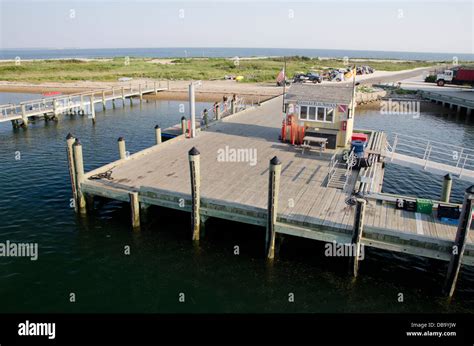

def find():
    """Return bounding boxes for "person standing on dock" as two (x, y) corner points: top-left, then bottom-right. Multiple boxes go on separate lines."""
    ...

(213, 102), (219, 119)
(223, 96), (228, 113)
(202, 109), (209, 128)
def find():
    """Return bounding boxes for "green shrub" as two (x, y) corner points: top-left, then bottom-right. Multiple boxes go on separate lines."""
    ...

(424, 75), (436, 83)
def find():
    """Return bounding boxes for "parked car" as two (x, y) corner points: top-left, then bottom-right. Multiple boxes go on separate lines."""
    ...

(293, 72), (322, 84)
(306, 72), (322, 83)
(293, 73), (309, 83)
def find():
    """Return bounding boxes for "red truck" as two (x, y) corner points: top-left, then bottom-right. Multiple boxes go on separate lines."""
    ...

(436, 66), (474, 87)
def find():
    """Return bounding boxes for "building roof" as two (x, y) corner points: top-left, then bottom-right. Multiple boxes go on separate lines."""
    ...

(284, 83), (354, 105)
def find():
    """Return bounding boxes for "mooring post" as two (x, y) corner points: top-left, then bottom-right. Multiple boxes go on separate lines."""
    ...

(167, 80), (170, 90)
(266, 156), (282, 259)
(351, 198), (367, 277)
(140, 203), (150, 224)
(80, 95), (85, 114)
(443, 186), (474, 297)
(121, 87), (125, 106)
(139, 84), (143, 102)
(181, 116), (187, 135)
(154, 81), (157, 95)
(188, 147), (201, 241)
(52, 99), (59, 121)
(129, 192), (140, 230)
(441, 174), (452, 203)
(66, 133), (78, 212)
(20, 104), (28, 127)
(73, 139), (87, 214)
(215, 104), (221, 120)
(89, 95), (96, 124)
(155, 125), (162, 145)
(231, 98), (236, 114)
(118, 137), (126, 159)
(111, 88), (116, 109)
(102, 91), (106, 110)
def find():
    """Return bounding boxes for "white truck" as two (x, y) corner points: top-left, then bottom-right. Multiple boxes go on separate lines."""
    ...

(436, 67), (474, 87)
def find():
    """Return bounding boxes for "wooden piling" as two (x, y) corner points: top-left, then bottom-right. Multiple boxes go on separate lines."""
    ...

(118, 137), (126, 159)
(443, 185), (474, 297)
(112, 88), (116, 109)
(351, 198), (367, 277)
(188, 147), (201, 241)
(216, 105), (221, 120)
(129, 192), (140, 230)
(52, 99), (59, 121)
(441, 174), (452, 203)
(155, 125), (162, 145)
(121, 87), (125, 106)
(266, 156), (282, 259)
(89, 96), (96, 124)
(73, 139), (87, 214)
(80, 95), (85, 114)
(139, 84), (143, 102)
(66, 133), (78, 212)
(21, 104), (28, 127)
(102, 91), (106, 110)
(140, 202), (150, 224)
(181, 116), (187, 135)
(154, 81), (157, 95)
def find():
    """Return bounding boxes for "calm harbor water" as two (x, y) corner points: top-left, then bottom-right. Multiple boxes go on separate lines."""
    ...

(0, 92), (473, 313)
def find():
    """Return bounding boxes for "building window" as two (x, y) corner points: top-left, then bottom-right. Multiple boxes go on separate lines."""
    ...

(317, 107), (325, 121)
(326, 108), (334, 122)
(299, 105), (335, 123)
(300, 106), (308, 120)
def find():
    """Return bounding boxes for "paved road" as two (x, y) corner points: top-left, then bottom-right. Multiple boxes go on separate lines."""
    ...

(397, 75), (474, 102)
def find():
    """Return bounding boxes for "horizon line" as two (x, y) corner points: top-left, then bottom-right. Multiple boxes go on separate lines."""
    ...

(1, 46), (473, 56)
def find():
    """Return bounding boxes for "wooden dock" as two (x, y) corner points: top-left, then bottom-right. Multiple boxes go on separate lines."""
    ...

(0, 81), (167, 127)
(419, 89), (474, 117)
(66, 95), (474, 297)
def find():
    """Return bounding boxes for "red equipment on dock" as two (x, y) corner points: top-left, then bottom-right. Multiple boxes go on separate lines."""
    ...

(351, 133), (368, 142)
(281, 114), (305, 145)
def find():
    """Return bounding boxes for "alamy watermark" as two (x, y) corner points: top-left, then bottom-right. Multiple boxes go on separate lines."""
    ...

(380, 99), (420, 118)
(217, 145), (257, 166)
(18, 320), (55, 339)
(0, 241), (38, 261)
(324, 241), (365, 260)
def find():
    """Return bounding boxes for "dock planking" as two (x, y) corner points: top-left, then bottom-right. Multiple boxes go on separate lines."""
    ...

(71, 95), (474, 286)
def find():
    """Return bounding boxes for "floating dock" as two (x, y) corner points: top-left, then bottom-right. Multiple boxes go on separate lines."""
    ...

(65, 95), (474, 297)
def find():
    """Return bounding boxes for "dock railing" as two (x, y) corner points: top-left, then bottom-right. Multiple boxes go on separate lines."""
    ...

(343, 148), (356, 190)
(0, 81), (167, 122)
(326, 152), (338, 186)
(385, 132), (474, 178)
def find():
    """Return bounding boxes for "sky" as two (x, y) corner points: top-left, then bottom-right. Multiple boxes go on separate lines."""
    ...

(0, 0), (473, 54)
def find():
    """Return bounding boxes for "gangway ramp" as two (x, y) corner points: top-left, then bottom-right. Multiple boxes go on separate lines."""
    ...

(384, 133), (474, 182)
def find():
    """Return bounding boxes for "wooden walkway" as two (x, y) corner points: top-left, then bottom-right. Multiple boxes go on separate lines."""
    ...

(77, 95), (474, 267)
(0, 82), (167, 124)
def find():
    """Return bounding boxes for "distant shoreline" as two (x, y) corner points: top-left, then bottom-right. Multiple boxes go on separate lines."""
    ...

(0, 56), (447, 64)
(1, 47), (472, 62)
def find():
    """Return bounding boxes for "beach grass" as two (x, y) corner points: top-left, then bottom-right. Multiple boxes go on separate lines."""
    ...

(0, 56), (438, 83)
